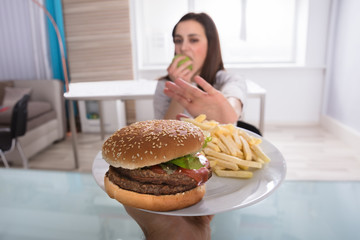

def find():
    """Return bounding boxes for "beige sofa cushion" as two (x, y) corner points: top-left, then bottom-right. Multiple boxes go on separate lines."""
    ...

(0, 87), (31, 126)
(28, 101), (52, 120)
(2, 87), (32, 106)
(0, 80), (14, 105)
(0, 100), (53, 127)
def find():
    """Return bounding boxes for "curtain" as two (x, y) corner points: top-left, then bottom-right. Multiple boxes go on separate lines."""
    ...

(45, 0), (68, 88)
(0, 0), (68, 88)
(0, 0), (52, 80)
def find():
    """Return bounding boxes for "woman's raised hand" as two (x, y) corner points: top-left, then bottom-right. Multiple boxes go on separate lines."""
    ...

(164, 76), (238, 124)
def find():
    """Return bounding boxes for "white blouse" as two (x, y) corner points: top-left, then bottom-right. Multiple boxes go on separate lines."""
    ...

(153, 70), (247, 120)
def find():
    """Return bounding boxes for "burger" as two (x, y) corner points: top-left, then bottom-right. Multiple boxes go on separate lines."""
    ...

(102, 119), (212, 212)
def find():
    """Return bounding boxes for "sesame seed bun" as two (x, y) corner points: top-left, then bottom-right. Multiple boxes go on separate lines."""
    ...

(102, 120), (205, 169)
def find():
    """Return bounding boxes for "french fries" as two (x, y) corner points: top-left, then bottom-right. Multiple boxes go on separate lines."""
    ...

(182, 115), (271, 179)
(204, 149), (262, 169)
(214, 169), (253, 179)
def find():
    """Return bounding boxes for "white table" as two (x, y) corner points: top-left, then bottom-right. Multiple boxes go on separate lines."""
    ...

(64, 79), (266, 168)
(64, 80), (157, 167)
(246, 80), (266, 134)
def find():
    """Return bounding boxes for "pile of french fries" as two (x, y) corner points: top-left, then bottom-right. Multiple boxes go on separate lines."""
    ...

(182, 114), (271, 179)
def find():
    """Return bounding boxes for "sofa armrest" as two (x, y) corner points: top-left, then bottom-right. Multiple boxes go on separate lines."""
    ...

(13, 79), (66, 140)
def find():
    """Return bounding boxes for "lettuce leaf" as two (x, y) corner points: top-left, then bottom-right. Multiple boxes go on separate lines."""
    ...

(202, 136), (212, 148)
(160, 137), (211, 171)
(169, 154), (204, 170)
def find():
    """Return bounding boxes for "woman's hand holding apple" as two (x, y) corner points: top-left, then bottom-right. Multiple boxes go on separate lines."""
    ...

(167, 55), (194, 83)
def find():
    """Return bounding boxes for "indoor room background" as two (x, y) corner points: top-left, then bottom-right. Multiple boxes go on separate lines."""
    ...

(1, 0), (359, 149)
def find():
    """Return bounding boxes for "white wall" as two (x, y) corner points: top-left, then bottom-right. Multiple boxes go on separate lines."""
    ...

(229, 67), (324, 125)
(323, 0), (360, 133)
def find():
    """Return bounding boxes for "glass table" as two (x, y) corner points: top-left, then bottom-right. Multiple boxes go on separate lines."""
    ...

(0, 169), (359, 240)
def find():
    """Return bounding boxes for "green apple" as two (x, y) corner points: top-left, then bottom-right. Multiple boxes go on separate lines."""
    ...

(173, 55), (192, 70)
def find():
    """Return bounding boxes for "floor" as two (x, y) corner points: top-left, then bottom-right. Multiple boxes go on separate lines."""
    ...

(6, 124), (360, 181)
(265, 125), (360, 180)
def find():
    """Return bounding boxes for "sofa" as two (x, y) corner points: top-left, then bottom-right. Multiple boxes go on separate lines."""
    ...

(0, 79), (66, 164)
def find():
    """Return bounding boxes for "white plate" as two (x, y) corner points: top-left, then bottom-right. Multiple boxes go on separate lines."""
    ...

(92, 131), (286, 216)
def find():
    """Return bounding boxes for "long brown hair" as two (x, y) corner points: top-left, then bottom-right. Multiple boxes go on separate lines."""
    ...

(161, 12), (224, 86)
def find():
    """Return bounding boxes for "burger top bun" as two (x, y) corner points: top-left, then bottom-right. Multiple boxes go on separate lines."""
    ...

(102, 120), (204, 169)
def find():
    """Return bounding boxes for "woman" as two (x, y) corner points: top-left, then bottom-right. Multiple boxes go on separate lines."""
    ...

(126, 13), (246, 239)
(154, 12), (246, 124)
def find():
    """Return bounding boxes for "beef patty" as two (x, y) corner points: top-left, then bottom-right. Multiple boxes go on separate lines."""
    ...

(106, 165), (211, 196)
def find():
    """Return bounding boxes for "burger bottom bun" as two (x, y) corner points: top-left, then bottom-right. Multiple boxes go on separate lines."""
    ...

(104, 176), (206, 212)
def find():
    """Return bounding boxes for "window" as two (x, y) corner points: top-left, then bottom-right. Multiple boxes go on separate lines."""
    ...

(132, 0), (300, 69)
